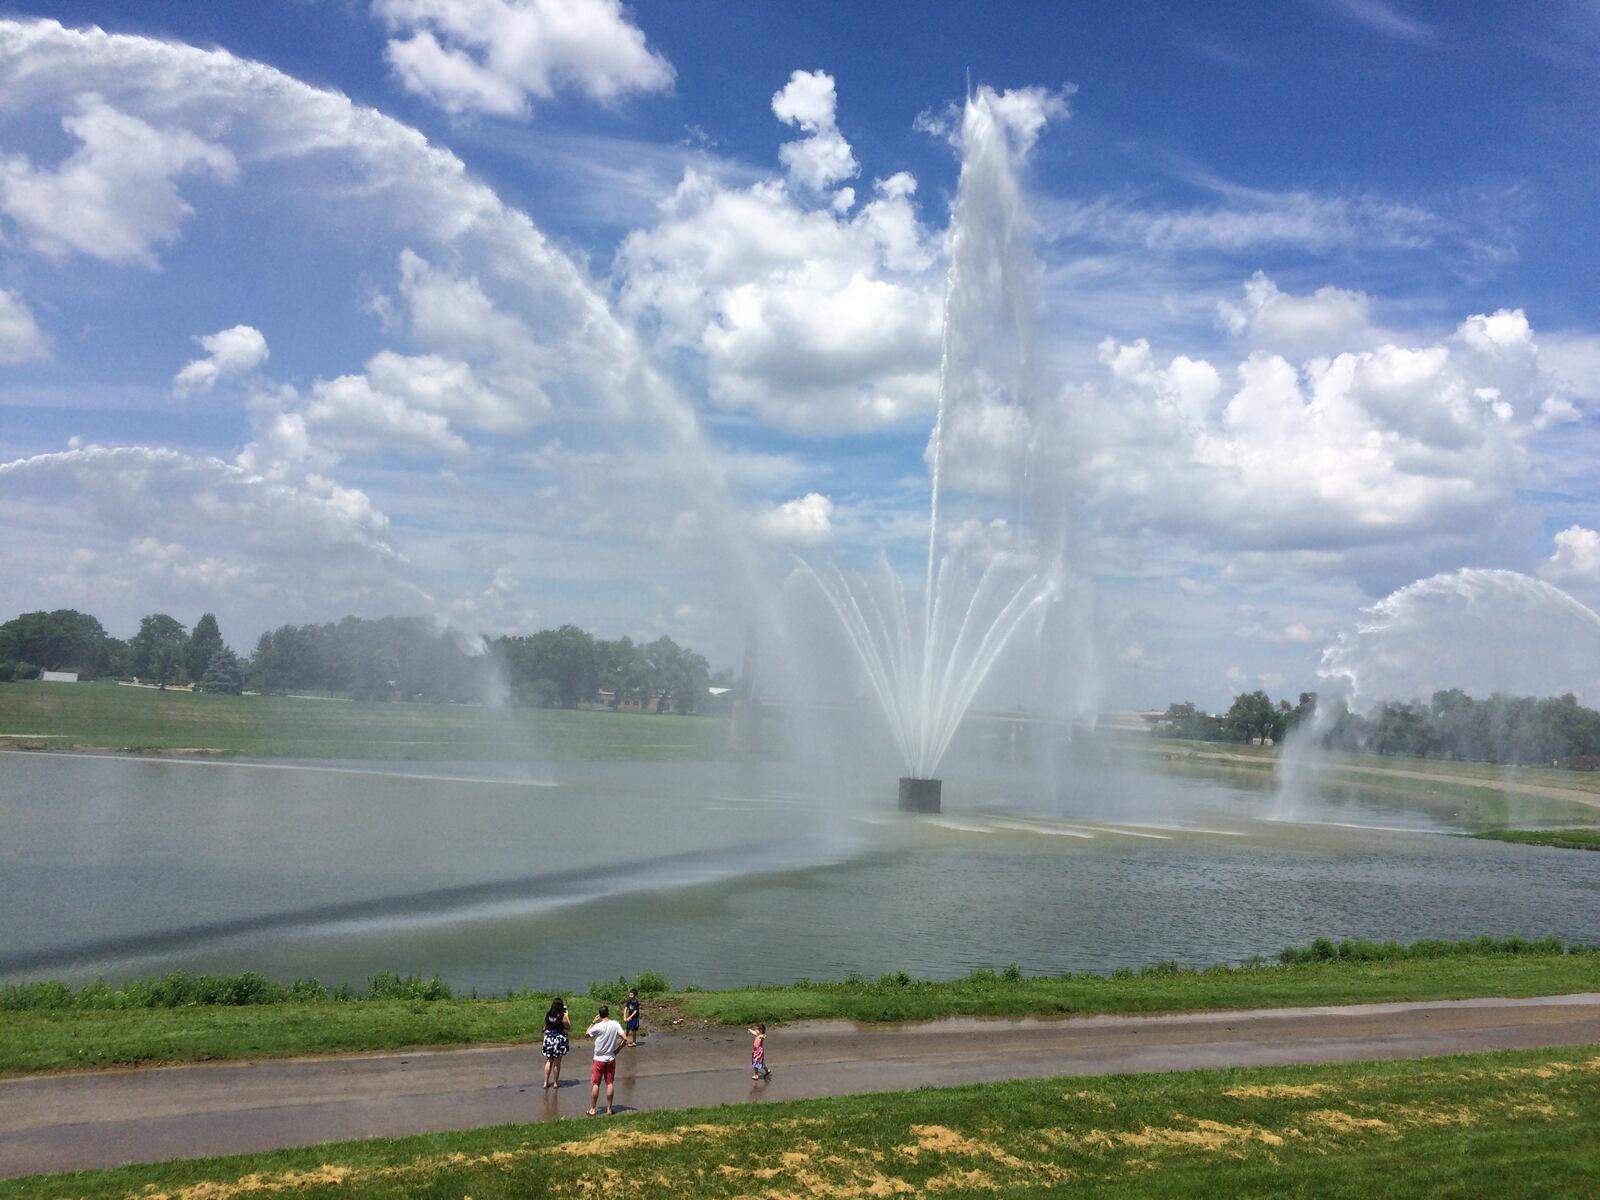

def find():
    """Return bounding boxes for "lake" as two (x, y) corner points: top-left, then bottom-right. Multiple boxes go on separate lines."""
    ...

(3, 748), (1596, 993)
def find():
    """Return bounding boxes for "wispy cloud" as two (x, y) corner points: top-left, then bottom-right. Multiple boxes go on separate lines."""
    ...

(1319, 0), (1434, 43)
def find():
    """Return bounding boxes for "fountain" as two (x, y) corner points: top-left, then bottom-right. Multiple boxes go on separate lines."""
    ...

(801, 87), (1065, 812)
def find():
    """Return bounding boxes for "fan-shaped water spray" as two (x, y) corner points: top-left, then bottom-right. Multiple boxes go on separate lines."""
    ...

(1276, 568), (1600, 819)
(798, 87), (1065, 799)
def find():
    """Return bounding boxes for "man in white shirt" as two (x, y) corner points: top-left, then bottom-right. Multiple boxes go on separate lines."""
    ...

(585, 1003), (627, 1115)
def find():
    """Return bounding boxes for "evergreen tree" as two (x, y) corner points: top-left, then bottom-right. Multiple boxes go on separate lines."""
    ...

(196, 648), (244, 695)
(186, 613), (226, 682)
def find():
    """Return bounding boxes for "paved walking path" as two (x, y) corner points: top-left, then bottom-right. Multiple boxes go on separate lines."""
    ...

(4, 993), (1600, 1180)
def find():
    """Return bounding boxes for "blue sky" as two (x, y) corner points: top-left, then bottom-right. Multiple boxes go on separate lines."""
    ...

(1, 0), (1598, 710)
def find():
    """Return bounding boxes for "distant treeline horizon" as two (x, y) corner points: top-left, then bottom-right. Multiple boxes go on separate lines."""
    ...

(1157, 687), (1600, 768)
(0, 608), (723, 712)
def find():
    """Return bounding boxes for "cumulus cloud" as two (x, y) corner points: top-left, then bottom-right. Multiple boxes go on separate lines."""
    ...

(756, 492), (834, 544)
(172, 325), (269, 395)
(772, 69), (858, 192)
(0, 445), (396, 559)
(618, 169), (940, 433)
(1218, 272), (1374, 356)
(131, 535), (250, 589)
(1067, 278), (1573, 557)
(0, 287), (49, 363)
(0, 94), (236, 266)
(1543, 525), (1600, 586)
(375, 0), (674, 118)
(305, 372), (471, 459)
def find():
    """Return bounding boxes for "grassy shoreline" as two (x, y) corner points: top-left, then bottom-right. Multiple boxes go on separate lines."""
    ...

(0, 680), (733, 760)
(8, 1043), (1600, 1198)
(4, 938), (1597, 1077)
(1471, 828), (1600, 851)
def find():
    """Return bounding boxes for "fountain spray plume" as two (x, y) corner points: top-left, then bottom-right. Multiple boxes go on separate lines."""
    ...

(1275, 568), (1600, 820)
(801, 86), (1069, 795)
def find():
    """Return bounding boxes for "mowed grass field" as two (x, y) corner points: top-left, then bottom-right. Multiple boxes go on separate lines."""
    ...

(0, 680), (730, 760)
(9, 1045), (1599, 1199)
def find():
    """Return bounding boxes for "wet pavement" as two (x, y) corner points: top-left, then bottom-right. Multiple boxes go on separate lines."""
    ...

(3, 993), (1599, 1179)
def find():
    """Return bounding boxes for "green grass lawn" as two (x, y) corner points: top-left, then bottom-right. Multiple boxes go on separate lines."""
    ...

(9, 1044), (1599, 1199)
(1472, 829), (1600, 851)
(0, 680), (732, 760)
(6, 945), (1597, 1076)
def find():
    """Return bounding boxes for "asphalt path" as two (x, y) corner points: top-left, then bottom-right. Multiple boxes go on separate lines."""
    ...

(4, 993), (1600, 1180)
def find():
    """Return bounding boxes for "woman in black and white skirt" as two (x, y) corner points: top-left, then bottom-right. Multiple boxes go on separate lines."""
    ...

(541, 996), (570, 1088)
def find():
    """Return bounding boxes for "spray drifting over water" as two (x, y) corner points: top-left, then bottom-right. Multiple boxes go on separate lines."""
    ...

(1276, 568), (1600, 816)
(800, 87), (1066, 781)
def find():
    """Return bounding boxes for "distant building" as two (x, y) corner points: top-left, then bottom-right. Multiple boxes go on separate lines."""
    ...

(40, 670), (79, 683)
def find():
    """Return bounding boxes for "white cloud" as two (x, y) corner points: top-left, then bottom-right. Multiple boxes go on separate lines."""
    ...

(0, 287), (49, 363)
(375, 0), (674, 118)
(305, 372), (471, 459)
(772, 69), (858, 192)
(364, 350), (529, 432)
(618, 170), (941, 433)
(1283, 623), (1316, 642)
(130, 535), (249, 589)
(1067, 278), (1573, 558)
(0, 94), (236, 266)
(756, 492), (834, 544)
(172, 325), (269, 396)
(0, 445), (396, 560)
(1218, 272), (1374, 356)
(1543, 525), (1600, 586)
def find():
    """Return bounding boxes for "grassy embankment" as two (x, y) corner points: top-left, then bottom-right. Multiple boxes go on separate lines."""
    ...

(4, 938), (1596, 1076)
(8, 1044), (1600, 1199)
(1472, 829), (1600, 851)
(0, 679), (731, 760)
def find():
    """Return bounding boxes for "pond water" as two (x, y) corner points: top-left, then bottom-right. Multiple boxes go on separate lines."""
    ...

(3, 748), (1596, 993)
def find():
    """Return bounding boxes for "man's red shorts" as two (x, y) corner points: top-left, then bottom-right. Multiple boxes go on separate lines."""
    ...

(590, 1058), (616, 1085)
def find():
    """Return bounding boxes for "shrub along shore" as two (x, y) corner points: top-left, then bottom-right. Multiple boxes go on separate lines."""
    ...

(4, 936), (1596, 1076)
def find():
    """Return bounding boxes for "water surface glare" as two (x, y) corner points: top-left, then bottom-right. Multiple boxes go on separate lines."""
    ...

(2, 751), (1596, 993)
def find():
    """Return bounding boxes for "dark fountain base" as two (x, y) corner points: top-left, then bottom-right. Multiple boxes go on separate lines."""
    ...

(898, 776), (942, 813)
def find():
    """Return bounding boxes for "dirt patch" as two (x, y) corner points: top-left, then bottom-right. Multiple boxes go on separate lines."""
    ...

(138, 1165), (356, 1200)
(1305, 1109), (1395, 1135)
(902, 1124), (1027, 1169)
(1084, 1116), (1284, 1156)
(1224, 1083), (1333, 1100)
(925, 1168), (1001, 1192)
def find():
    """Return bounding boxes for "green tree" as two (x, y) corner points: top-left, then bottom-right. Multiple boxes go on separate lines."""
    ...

(501, 625), (597, 708)
(0, 609), (120, 675)
(1153, 701), (1222, 741)
(643, 635), (710, 714)
(1223, 690), (1279, 744)
(129, 614), (189, 686)
(185, 613), (226, 683)
(596, 636), (649, 708)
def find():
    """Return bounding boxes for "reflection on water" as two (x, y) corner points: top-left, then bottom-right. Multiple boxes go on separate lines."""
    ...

(2, 748), (1597, 992)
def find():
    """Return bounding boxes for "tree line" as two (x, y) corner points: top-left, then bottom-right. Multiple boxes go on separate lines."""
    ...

(1156, 687), (1600, 767)
(0, 609), (241, 693)
(0, 609), (719, 712)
